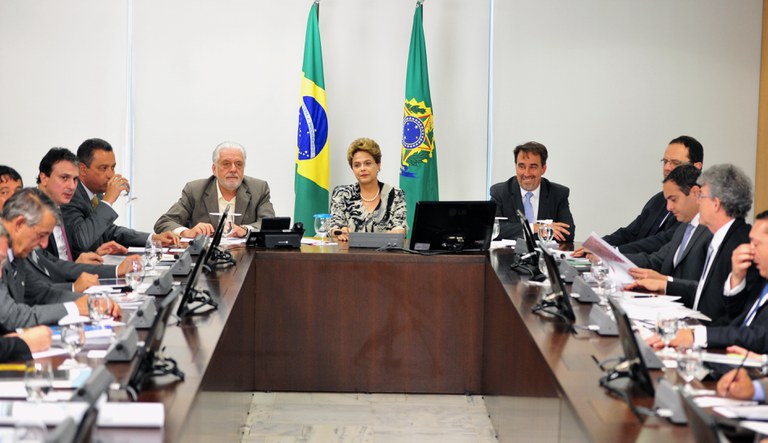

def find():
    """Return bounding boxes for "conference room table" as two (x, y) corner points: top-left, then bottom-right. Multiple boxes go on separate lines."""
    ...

(50, 241), (706, 442)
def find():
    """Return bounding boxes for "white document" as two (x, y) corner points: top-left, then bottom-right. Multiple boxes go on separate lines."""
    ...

(97, 402), (165, 427)
(702, 352), (764, 368)
(694, 396), (757, 408)
(0, 402), (88, 425)
(715, 405), (768, 420)
(582, 232), (638, 284)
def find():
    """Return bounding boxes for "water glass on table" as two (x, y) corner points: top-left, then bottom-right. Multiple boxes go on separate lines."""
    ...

(677, 346), (703, 393)
(656, 314), (679, 358)
(24, 361), (52, 402)
(60, 323), (86, 369)
(88, 291), (112, 325)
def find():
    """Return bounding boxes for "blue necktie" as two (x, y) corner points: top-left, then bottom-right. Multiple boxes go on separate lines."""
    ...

(674, 223), (695, 267)
(742, 283), (768, 327)
(524, 191), (534, 224)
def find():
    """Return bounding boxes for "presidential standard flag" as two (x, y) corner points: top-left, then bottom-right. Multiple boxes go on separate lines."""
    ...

(295, 1), (329, 236)
(400, 1), (438, 230)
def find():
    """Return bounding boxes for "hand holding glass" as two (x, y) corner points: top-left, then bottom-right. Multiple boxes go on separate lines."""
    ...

(88, 292), (112, 324)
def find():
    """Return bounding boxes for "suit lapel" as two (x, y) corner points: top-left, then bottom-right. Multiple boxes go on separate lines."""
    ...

(676, 225), (708, 267)
(203, 179), (220, 226)
(537, 179), (550, 219)
(234, 183), (250, 225)
(27, 251), (50, 278)
(700, 219), (743, 297)
(3, 261), (24, 303)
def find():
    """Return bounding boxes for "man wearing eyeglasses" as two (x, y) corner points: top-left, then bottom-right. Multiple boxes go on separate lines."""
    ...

(630, 164), (757, 325)
(574, 135), (703, 257)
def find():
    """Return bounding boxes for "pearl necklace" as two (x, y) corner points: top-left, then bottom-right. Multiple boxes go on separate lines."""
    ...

(361, 188), (380, 202)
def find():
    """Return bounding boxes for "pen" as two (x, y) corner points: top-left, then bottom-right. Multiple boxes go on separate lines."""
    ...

(726, 352), (751, 395)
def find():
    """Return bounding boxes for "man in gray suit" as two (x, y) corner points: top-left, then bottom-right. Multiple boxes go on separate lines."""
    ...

(154, 141), (275, 238)
(62, 138), (177, 258)
(0, 189), (119, 328)
(625, 165), (712, 285)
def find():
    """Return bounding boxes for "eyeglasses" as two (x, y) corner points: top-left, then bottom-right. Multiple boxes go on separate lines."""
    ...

(697, 194), (715, 201)
(660, 159), (688, 167)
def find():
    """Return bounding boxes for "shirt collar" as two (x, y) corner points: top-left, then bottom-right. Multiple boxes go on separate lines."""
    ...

(82, 182), (96, 201)
(709, 218), (735, 254)
(689, 213), (700, 229)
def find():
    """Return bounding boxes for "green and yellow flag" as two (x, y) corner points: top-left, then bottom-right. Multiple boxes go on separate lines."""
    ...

(400, 2), (438, 229)
(295, 2), (329, 236)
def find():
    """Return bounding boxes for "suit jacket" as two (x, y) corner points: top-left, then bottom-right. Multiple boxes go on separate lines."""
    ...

(3, 256), (80, 307)
(666, 218), (758, 326)
(625, 223), (712, 282)
(154, 176), (275, 233)
(706, 279), (768, 352)
(603, 192), (678, 247)
(61, 182), (150, 258)
(618, 227), (679, 254)
(0, 276), (67, 334)
(24, 249), (116, 290)
(489, 177), (575, 242)
(0, 337), (31, 363)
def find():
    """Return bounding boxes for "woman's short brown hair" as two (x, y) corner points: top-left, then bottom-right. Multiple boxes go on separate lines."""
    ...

(346, 138), (382, 167)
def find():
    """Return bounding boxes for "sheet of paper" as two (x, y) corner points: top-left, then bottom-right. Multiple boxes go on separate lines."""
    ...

(702, 352), (764, 368)
(739, 420), (768, 434)
(31, 348), (69, 360)
(83, 285), (124, 294)
(715, 405), (768, 420)
(693, 396), (757, 408)
(490, 239), (515, 249)
(97, 402), (165, 427)
(581, 232), (638, 284)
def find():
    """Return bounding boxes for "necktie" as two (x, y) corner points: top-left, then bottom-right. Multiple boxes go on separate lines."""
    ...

(59, 224), (73, 261)
(91, 195), (99, 208)
(742, 283), (768, 327)
(524, 191), (534, 224)
(692, 245), (715, 311)
(674, 224), (695, 267)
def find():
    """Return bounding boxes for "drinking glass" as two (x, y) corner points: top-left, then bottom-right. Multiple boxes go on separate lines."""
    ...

(677, 347), (703, 393)
(60, 323), (86, 369)
(14, 419), (47, 442)
(538, 221), (555, 244)
(144, 237), (163, 272)
(24, 361), (52, 402)
(656, 314), (679, 358)
(492, 217), (506, 241)
(127, 260), (142, 291)
(88, 292), (112, 325)
(591, 258), (610, 300)
(313, 214), (330, 244)
(223, 210), (235, 237)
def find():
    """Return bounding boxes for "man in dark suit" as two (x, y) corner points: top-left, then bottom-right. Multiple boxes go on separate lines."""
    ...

(0, 166), (23, 213)
(490, 141), (574, 242)
(154, 141), (275, 238)
(0, 190), (111, 327)
(625, 165), (711, 284)
(631, 164), (757, 325)
(653, 210), (768, 356)
(574, 135), (704, 257)
(61, 138), (177, 258)
(34, 148), (141, 291)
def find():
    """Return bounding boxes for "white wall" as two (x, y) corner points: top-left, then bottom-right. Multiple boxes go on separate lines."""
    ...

(0, 0), (761, 241)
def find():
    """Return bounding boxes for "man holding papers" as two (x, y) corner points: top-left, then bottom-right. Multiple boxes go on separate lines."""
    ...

(633, 164), (757, 325)
(624, 165), (712, 285)
(652, 210), (768, 354)
(574, 136), (703, 256)
(154, 141), (275, 238)
(490, 141), (574, 242)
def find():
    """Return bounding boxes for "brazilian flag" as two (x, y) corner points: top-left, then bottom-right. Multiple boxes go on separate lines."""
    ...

(400, 1), (438, 230)
(295, 2), (329, 236)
